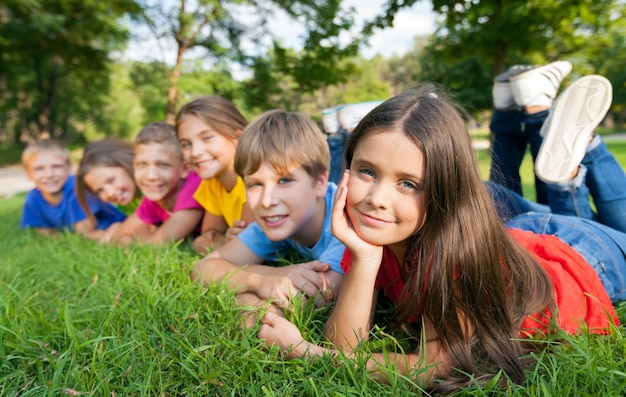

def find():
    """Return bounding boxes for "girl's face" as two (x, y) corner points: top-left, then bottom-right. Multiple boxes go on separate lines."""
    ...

(346, 130), (426, 252)
(177, 115), (237, 180)
(84, 166), (136, 206)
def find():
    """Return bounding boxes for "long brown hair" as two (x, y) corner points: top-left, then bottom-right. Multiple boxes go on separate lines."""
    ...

(76, 138), (136, 223)
(345, 85), (555, 392)
(175, 95), (248, 141)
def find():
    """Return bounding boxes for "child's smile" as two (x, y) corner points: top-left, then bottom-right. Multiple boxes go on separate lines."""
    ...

(84, 166), (136, 206)
(133, 143), (186, 209)
(347, 130), (426, 250)
(244, 162), (328, 246)
(177, 115), (237, 181)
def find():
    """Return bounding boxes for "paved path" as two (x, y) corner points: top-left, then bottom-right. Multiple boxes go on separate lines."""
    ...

(0, 166), (33, 198)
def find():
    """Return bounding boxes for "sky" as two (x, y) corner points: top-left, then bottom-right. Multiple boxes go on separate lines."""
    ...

(123, 1), (437, 72)
(268, 0), (437, 59)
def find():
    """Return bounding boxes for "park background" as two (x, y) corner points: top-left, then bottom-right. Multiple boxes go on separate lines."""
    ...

(2, 0), (626, 395)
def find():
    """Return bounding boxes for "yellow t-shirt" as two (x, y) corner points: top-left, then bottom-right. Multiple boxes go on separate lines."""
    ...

(193, 177), (246, 227)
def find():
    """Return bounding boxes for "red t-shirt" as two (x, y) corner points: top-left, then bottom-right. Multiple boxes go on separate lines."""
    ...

(340, 228), (619, 336)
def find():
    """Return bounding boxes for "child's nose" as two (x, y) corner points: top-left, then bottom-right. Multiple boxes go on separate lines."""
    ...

(103, 185), (117, 201)
(261, 187), (278, 208)
(367, 184), (390, 209)
(147, 165), (158, 178)
(190, 142), (204, 157)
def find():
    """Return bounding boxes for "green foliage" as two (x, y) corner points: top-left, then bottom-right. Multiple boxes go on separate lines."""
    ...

(0, 0), (141, 143)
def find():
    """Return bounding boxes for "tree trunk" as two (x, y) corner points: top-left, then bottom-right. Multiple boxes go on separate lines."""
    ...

(165, 47), (185, 124)
(37, 56), (61, 139)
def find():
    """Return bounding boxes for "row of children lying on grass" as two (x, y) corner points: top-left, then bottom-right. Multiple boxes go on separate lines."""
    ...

(19, 74), (626, 393)
(21, 96), (254, 250)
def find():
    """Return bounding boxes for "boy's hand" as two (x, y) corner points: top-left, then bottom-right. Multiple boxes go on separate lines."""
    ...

(331, 170), (382, 263)
(253, 261), (333, 308)
(225, 220), (247, 242)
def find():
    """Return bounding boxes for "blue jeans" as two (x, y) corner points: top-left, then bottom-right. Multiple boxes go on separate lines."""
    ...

(506, 212), (626, 302)
(327, 131), (349, 185)
(547, 136), (626, 233)
(489, 109), (549, 204)
(488, 137), (626, 234)
(485, 181), (549, 221)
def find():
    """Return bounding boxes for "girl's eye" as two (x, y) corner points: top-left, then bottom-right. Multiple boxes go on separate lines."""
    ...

(277, 177), (292, 184)
(180, 141), (190, 149)
(400, 180), (420, 191)
(202, 134), (213, 142)
(358, 167), (375, 178)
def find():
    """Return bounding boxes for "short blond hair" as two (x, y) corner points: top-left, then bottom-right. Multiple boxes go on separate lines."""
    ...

(21, 139), (70, 169)
(235, 109), (329, 178)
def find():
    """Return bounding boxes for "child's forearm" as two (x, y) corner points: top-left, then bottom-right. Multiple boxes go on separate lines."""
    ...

(324, 258), (379, 350)
(190, 256), (260, 290)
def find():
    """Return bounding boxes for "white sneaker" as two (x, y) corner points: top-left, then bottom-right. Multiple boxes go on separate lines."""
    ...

(492, 65), (535, 110)
(509, 60), (572, 107)
(535, 75), (613, 183)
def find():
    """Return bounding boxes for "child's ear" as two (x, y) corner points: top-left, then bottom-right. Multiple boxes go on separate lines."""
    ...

(314, 170), (329, 198)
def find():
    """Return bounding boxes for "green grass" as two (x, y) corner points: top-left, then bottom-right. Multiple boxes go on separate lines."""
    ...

(1, 141), (626, 395)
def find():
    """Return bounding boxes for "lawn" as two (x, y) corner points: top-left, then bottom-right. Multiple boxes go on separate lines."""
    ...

(1, 141), (626, 396)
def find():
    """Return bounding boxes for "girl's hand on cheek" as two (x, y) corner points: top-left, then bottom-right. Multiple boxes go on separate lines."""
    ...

(331, 171), (382, 261)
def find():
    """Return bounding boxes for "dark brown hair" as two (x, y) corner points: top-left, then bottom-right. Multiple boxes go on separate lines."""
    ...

(134, 121), (182, 161)
(345, 85), (555, 392)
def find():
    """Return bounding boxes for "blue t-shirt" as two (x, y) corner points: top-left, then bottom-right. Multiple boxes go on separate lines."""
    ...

(237, 182), (345, 274)
(20, 175), (126, 231)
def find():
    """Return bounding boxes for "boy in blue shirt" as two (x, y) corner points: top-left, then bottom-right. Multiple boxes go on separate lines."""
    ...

(191, 110), (344, 320)
(20, 139), (125, 237)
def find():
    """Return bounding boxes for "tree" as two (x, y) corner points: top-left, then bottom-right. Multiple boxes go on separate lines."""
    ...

(137, 0), (361, 123)
(0, 0), (140, 142)
(365, 0), (620, 76)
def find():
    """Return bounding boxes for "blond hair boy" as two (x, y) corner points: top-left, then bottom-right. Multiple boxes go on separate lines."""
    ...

(191, 110), (345, 317)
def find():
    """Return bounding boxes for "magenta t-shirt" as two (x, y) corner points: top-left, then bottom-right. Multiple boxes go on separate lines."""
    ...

(136, 170), (203, 225)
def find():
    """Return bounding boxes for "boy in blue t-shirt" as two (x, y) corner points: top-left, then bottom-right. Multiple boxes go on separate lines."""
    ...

(191, 110), (345, 319)
(20, 139), (125, 237)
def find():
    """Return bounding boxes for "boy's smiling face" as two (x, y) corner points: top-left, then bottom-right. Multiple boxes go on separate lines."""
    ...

(243, 162), (328, 246)
(25, 151), (71, 203)
(133, 143), (187, 208)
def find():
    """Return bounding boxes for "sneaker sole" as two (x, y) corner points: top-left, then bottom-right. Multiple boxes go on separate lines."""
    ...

(535, 75), (612, 183)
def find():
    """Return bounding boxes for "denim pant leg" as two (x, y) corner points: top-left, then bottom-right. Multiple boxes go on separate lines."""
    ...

(583, 137), (626, 233)
(545, 165), (597, 221)
(506, 212), (626, 302)
(489, 109), (525, 196)
(327, 131), (348, 185)
(523, 110), (549, 205)
(485, 181), (549, 221)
